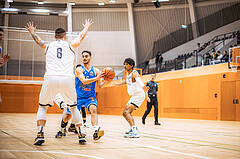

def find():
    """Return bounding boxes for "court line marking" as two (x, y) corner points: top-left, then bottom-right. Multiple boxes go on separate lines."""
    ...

(0, 150), (103, 159)
(106, 138), (212, 159)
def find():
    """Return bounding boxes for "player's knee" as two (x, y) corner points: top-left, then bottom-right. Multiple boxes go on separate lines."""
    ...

(37, 106), (48, 120)
(65, 114), (72, 121)
(123, 110), (128, 117)
(89, 105), (97, 114)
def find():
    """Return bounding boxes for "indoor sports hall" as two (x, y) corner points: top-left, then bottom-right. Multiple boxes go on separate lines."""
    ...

(0, 0), (240, 158)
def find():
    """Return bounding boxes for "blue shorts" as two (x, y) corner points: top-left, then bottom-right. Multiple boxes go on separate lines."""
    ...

(66, 96), (98, 114)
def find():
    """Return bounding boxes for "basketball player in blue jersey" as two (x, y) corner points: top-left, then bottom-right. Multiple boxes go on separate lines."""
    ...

(55, 50), (108, 140)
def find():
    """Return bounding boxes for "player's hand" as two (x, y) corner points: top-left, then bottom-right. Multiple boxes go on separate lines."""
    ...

(3, 54), (11, 63)
(142, 86), (149, 92)
(147, 97), (150, 102)
(97, 72), (105, 80)
(0, 58), (3, 64)
(82, 19), (94, 28)
(25, 22), (37, 34)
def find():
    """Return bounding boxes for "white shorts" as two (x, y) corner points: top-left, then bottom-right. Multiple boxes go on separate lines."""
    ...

(39, 75), (77, 107)
(127, 92), (145, 108)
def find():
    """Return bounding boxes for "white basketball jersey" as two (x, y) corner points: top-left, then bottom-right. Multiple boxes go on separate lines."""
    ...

(44, 39), (75, 77)
(126, 70), (144, 96)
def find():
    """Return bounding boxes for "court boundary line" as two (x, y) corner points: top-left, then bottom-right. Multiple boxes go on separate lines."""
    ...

(0, 150), (103, 159)
(106, 138), (212, 159)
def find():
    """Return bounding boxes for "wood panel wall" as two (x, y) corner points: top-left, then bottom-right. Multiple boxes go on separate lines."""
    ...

(0, 63), (239, 121)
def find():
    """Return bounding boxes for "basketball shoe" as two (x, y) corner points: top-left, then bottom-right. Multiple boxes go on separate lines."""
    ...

(34, 132), (44, 145)
(68, 123), (78, 134)
(78, 132), (87, 143)
(124, 128), (140, 138)
(55, 131), (63, 138)
(93, 127), (104, 140)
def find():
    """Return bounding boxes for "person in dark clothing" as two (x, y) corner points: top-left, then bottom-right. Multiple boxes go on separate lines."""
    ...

(155, 52), (163, 73)
(204, 53), (212, 65)
(221, 50), (229, 63)
(142, 74), (161, 125)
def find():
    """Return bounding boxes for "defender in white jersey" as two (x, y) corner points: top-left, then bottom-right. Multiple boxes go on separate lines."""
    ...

(26, 19), (94, 145)
(113, 58), (148, 138)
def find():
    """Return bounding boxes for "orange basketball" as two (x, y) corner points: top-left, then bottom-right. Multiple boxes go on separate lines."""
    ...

(102, 67), (115, 81)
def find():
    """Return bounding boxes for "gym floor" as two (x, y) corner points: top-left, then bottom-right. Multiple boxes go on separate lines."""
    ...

(0, 113), (239, 159)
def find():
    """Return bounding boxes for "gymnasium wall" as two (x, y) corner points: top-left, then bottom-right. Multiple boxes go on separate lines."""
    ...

(1, 63), (239, 121)
(134, 0), (240, 63)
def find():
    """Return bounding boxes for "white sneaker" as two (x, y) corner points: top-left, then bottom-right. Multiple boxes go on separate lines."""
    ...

(125, 129), (132, 134)
(124, 130), (140, 138)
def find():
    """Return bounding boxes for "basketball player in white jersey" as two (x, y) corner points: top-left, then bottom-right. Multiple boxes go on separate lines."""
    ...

(113, 58), (148, 138)
(26, 19), (94, 145)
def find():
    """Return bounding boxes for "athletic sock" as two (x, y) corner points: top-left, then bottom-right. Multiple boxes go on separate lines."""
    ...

(131, 126), (137, 132)
(93, 125), (98, 132)
(60, 119), (68, 131)
(38, 126), (44, 133)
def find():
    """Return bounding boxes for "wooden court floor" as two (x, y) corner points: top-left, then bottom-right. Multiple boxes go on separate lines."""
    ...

(0, 113), (239, 159)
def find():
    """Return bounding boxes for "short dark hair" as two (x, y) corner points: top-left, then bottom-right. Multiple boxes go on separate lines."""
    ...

(76, 64), (82, 68)
(217, 51), (220, 53)
(55, 28), (66, 39)
(0, 28), (3, 32)
(124, 58), (135, 68)
(82, 50), (92, 56)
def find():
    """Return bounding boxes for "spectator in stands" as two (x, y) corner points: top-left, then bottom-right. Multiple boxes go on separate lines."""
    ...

(221, 51), (229, 63)
(155, 52), (163, 73)
(211, 50), (218, 60)
(204, 53), (212, 65)
(214, 51), (223, 64)
(197, 43), (201, 52)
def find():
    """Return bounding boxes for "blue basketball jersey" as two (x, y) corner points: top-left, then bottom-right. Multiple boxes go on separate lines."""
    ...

(75, 65), (96, 98)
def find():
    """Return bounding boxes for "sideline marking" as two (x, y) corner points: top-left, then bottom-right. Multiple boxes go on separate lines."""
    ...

(0, 150), (103, 159)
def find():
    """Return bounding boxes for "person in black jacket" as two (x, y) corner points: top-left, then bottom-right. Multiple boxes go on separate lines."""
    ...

(142, 74), (161, 125)
(155, 52), (163, 73)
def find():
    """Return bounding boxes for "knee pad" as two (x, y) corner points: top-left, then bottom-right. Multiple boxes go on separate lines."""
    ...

(69, 106), (82, 125)
(37, 106), (48, 121)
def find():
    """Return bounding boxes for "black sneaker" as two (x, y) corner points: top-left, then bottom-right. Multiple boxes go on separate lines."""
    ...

(78, 132), (87, 143)
(68, 124), (78, 134)
(34, 132), (44, 146)
(93, 127), (104, 141)
(62, 128), (67, 136)
(55, 131), (63, 138)
(155, 122), (161, 125)
(142, 118), (145, 125)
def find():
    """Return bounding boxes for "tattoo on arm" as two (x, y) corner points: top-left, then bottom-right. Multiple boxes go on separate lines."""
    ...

(31, 33), (47, 47)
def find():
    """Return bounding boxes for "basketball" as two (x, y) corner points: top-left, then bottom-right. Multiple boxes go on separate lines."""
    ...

(102, 67), (115, 81)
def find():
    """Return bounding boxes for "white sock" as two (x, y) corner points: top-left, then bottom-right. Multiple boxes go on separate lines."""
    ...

(93, 125), (98, 132)
(38, 126), (44, 133)
(131, 126), (137, 132)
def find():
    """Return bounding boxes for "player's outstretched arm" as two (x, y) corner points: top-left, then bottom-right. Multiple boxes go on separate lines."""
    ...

(70, 19), (94, 50)
(0, 54), (11, 67)
(25, 22), (47, 50)
(76, 67), (104, 85)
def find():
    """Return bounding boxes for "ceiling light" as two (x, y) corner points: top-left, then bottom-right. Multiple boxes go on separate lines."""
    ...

(110, 0), (116, 3)
(98, 2), (105, 5)
(38, 1), (44, 4)
(7, 0), (13, 2)
(69, 2), (75, 5)
(2, 8), (19, 12)
(151, 0), (169, 2)
(182, 25), (187, 29)
(31, 9), (49, 13)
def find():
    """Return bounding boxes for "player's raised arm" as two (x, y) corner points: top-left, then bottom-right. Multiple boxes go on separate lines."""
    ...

(70, 19), (94, 51)
(25, 22), (47, 50)
(76, 66), (104, 85)
(95, 68), (108, 88)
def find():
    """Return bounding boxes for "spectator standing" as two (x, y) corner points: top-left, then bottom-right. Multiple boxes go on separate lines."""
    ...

(155, 52), (163, 73)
